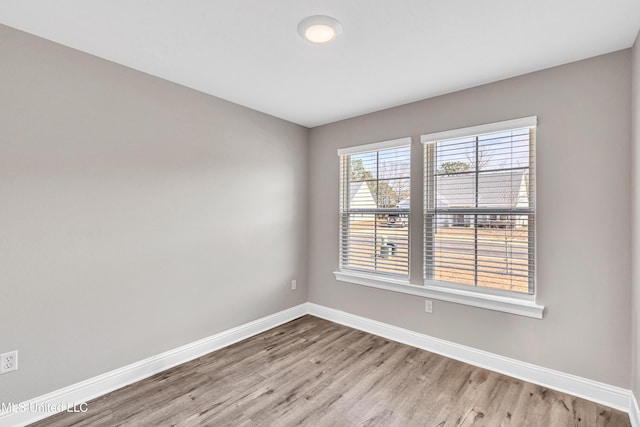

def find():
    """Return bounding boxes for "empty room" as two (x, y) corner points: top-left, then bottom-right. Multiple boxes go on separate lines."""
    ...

(1, 1), (640, 426)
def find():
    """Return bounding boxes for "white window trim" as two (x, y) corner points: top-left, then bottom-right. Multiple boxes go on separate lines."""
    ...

(337, 137), (411, 156)
(419, 116), (542, 318)
(334, 270), (544, 319)
(421, 116), (537, 144)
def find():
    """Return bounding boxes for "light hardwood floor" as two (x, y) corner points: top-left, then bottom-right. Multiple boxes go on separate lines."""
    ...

(32, 315), (630, 426)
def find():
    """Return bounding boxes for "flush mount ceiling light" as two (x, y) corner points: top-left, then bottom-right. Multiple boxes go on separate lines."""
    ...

(298, 15), (343, 44)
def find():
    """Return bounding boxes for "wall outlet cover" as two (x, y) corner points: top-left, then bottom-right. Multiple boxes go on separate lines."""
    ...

(0, 350), (18, 374)
(425, 300), (433, 313)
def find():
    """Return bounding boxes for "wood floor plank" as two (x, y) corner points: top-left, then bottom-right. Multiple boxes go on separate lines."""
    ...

(30, 315), (631, 427)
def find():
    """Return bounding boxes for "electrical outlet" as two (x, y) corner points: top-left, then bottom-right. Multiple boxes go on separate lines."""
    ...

(291, 280), (297, 290)
(0, 350), (18, 374)
(425, 300), (433, 314)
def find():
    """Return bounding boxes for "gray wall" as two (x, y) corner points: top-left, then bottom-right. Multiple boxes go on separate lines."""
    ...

(308, 50), (632, 388)
(632, 31), (640, 404)
(0, 24), (308, 403)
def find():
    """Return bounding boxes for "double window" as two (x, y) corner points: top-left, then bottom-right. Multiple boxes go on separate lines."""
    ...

(337, 117), (539, 317)
(338, 138), (411, 278)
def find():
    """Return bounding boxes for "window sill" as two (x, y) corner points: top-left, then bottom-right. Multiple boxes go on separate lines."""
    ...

(333, 271), (544, 319)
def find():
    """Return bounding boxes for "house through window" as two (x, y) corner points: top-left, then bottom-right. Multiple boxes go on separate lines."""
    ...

(423, 117), (536, 295)
(338, 138), (411, 278)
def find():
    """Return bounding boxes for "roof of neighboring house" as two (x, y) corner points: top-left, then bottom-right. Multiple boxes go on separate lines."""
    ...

(350, 170), (528, 211)
(436, 170), (529, 208)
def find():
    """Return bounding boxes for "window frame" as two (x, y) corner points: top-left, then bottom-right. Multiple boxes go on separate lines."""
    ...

(336, 137), (412, 281)
(421, 117), (542, 317)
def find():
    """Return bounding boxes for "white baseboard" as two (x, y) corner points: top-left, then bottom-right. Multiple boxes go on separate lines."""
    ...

(307, 303), (632, 414)
(631, 392), (640, 427)
(0, 303), (307, 427)
(1, 301), (634, 426)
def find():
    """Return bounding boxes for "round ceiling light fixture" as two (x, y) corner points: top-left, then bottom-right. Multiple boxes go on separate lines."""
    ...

(298, 15), (343, 44)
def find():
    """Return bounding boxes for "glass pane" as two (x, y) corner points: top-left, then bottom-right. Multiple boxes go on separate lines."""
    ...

(431, 222), (476, 286)
(476, 215), (531, 294)
(348, 181), (377, 209)
(436, 172), (476, 208)
(477, 170), (529, 209)
(375, 214), (409, 276)
(378, 147), (411, 179)
(340, 213), (409, 277)
(376, 178), (410, 208)
(350, 152), (377, 182)
(478, 129), (530, 171)
(429, 214), (532, 294)
(436, 136), (476, 174)
(341, 213), (376, 271)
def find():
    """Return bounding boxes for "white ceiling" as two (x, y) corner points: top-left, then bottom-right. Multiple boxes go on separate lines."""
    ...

(1, 1), (639, 127)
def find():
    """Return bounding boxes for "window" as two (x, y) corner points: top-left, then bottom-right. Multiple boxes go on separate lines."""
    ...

(338, 138), (411, 279)
(423, 117), (536, 297)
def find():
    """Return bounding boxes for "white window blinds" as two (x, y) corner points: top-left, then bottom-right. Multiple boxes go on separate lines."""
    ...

(338, 138), (411, 278)
(422, 117), (536, 295)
